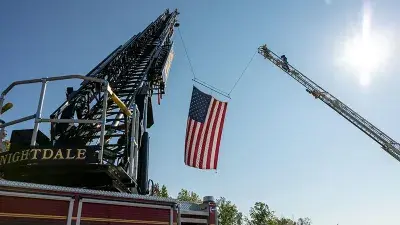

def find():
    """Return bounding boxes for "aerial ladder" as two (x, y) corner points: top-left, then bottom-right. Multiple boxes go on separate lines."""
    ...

(0, 9), (180, 194)
(258, 44), (400, 162)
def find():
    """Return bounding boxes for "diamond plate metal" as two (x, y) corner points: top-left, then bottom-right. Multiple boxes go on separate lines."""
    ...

(0, 179), (208, 211)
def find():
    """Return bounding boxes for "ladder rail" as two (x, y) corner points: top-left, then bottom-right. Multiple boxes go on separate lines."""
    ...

(258, 45), (400, 162)
(50, 9), (174, 121)
(51, 10), (179, 146)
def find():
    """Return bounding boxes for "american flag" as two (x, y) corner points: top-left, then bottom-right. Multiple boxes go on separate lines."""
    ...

(184, 86), (228, 169)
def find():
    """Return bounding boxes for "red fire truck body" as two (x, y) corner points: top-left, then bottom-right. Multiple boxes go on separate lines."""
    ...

(0, 180), (217, 225)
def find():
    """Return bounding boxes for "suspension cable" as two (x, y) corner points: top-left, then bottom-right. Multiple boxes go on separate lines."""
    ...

(177, 28), (255, 99)
(228, 50), (257, 95)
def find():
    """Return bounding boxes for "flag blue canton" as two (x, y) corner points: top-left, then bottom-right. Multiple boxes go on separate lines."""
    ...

(188, 87), (212, 123)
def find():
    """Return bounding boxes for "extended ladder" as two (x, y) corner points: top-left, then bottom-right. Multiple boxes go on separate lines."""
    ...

(258, 44), (400, 162)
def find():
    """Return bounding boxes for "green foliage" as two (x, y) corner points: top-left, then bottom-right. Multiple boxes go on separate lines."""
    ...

(152, 183), (169, 198)
(297, 217), (312, 225)
(177, 189), (202, 203)
(276, 217), (296, 225)
(159, 185), (169, 198)
(247, 202), (277, 225)
(217, 197), (241, 225)
(153, 184), (312, 225)
(236, 212), (244, 225)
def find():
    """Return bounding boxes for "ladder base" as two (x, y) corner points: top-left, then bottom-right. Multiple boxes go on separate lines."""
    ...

(1, 164), (137, 193)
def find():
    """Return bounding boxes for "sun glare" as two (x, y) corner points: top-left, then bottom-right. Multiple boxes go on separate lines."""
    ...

(339, 2), (391, 86)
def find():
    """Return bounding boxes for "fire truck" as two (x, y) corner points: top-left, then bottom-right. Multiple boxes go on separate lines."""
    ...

(0, 8), (218, 225)
(0, 180), (217, 225)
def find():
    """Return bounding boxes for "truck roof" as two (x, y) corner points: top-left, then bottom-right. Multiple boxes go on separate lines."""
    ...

(0, 179), (207, 212)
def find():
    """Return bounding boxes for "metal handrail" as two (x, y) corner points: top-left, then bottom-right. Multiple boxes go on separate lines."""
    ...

(0, 74), (132, 163)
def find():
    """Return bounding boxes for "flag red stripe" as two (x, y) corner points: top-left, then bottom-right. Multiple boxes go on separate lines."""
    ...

(187, 120), (196, 165)
(198, 99), (217, 168)
(206, 101), (222, 169)
(192, 121), (205, 167)
(213, 102), (228, 169)
(185, 119), (195, 165)
(185, 119), (191, 164)
(184, 118), (190, 164)
(189, 122), (199, 166)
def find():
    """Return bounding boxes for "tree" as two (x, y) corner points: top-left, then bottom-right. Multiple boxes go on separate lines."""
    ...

(236, 212), (244, 225)
(248, 202), (277, 225)
(159, 185), (169, 198)
(152, 183), (169, 198)
(157, 188), (314, 225)
(216, 197), (241, 225)
(297, 217), (312, 225)
(177, 189), (202, 203)
(276, 217), (296, 225)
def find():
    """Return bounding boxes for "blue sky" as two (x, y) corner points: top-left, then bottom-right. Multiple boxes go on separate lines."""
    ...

(1, 0), (400, 224)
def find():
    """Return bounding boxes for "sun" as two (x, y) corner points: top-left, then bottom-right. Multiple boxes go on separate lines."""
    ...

(339, 2), (391, 86)
(342, 33), (387, 86)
